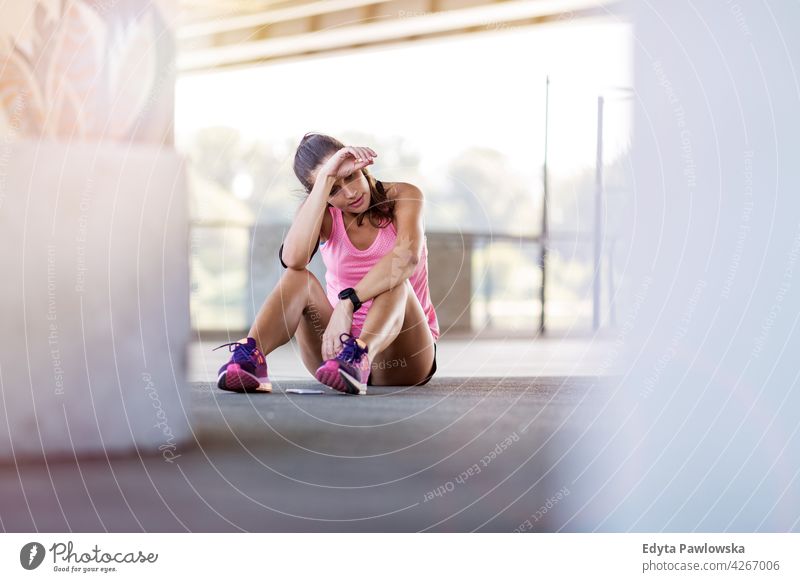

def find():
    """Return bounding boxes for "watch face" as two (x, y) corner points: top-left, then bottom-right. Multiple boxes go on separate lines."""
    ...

(339, 288), (359, 309)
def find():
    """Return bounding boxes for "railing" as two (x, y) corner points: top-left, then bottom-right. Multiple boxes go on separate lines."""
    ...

(189, 221), (619, 336)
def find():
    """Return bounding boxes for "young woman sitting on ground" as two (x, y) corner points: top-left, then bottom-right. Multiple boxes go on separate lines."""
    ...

(215, 132), (440, 395)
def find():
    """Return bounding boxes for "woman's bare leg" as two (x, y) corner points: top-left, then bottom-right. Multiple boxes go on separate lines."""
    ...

(247, 268), (333, 374)
(358, 279), (436, 386)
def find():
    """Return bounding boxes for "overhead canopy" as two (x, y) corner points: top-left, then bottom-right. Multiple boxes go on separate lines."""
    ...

(178, 0), (616, 72)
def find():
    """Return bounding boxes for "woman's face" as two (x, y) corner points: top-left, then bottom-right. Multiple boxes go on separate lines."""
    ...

(312, 162), (371, 216)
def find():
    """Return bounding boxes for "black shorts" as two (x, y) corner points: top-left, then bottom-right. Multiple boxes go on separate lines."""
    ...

(367, 343), (437, 386)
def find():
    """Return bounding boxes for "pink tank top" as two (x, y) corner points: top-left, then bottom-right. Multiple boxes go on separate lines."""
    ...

(319, 203), (440, 341)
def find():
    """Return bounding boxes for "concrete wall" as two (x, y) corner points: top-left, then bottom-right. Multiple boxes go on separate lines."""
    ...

(0, 0), (189, 460)
(563, 1), (800, 531)
(0, 141), (190, 460)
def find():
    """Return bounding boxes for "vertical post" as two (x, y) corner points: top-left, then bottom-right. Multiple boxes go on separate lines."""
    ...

(246, 223), (256, 326)
(539, 76), (550, 335)
(608, 238), (617, 328)
(593, 95), (604, 331)
(485, 238), (493, 329)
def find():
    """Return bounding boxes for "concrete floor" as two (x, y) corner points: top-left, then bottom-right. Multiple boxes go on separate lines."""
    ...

(0, 339), (615, 532)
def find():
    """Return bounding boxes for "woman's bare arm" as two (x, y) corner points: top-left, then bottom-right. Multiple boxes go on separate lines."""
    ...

(281, 173), (336, 270)
(351, 184), (424, 302)
(282, 146), (376, 270)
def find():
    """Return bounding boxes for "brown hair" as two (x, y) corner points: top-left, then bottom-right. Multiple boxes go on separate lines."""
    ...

(293, 132), (395, 228)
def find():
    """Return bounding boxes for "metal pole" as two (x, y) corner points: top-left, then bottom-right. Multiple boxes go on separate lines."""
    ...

(593, 95), (604, 331)
(485, 240), (493, 329)
(539, 76), (550, 335)
(608, 238), (617, 328)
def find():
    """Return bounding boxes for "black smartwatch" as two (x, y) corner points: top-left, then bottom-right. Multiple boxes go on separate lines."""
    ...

(338, 287), (363, 311)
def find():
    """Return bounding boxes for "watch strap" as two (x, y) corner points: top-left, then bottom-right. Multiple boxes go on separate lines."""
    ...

(338, 287), (362, 311)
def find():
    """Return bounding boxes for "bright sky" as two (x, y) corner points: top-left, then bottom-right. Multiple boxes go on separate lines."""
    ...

(176, 17), (633, 177)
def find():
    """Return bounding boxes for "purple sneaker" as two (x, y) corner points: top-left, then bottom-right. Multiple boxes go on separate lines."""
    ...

(315, 333), (370, 395)
(214, 338), (272, 393)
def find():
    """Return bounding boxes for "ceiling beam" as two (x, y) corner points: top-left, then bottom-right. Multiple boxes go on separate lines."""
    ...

(179, 0), (617, 72)
(179, 0), (396, 39)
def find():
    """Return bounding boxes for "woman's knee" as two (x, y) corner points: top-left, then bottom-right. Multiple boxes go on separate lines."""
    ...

(371, 279), (412, 309)
(279, 268), (324, 296)
(386, 278), (413, 295)
(280, 266), (315, 286)
(272, 269), (327, 317)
